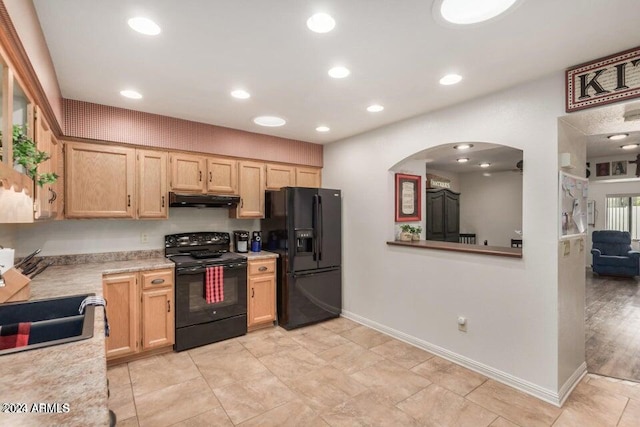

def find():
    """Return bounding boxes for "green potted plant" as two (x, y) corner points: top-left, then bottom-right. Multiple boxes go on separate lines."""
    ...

(412, 226), (422, 241)
(11, 125), (58, 187)
(399, 224), (414, 241)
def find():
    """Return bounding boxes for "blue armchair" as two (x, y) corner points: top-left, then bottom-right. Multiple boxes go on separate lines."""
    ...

(591, 230), (640, 277)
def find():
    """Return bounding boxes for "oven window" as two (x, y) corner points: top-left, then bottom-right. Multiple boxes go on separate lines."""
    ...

(175, 265), (247, 328)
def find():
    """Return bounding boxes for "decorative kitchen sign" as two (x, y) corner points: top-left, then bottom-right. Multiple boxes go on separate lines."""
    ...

(566, 45), (640, 112)
(425, 174), (451, 189)
(395, 173), (421, 222)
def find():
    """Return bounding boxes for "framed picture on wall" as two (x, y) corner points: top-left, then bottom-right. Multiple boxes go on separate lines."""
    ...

(612, 160), (627, 176)
(395, 173), (421, 222)
(595, 162), (610, 177)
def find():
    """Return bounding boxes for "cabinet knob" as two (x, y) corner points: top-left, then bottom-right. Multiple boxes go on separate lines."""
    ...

(127, 195), (131, 207)
(251, 288), (254, 298)
(199, 171), (202, 182)
(167, 300), (171, 313)
(161, 196), (165, 208)
(258, 266), (267, 272)
(209, 171), (212, 183)
(151, 278), (165, 285)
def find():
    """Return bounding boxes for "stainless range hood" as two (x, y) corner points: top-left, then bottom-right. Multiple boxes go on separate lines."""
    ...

(169, 192), (240, 208)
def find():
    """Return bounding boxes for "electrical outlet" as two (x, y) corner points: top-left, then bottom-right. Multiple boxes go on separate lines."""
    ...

(457, 316), (467, 332)
(140, 233), (149, 244)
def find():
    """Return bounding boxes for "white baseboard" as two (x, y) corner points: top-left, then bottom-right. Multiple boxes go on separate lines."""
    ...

(341, 310), (572, 407)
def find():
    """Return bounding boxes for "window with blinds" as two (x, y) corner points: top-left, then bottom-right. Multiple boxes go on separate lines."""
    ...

(605, 195), (640, 239)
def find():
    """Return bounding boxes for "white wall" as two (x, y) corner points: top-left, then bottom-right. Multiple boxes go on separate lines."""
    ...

(12, 209), (259, 256)
(323, 74), (569, 400)
(459, 171), (522, 247)
(556, 119), (587, 391)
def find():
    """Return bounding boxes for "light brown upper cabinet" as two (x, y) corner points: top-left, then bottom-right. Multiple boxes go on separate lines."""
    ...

(65, 141), (136, 218)
(207, 157), (238, 194)
(137, 149), (168, 219)
(266, 164), (295, 190)
(170, 153), (238, 195)
(295, 167), (321, 188)
(34, 107), (61, 220)
(231, 161), (265, 218)
(169, 153), (205, 192)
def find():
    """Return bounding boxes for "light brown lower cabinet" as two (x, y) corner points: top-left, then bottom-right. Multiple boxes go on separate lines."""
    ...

(247, 258), (276, 330)
(104, 268), (174, 361)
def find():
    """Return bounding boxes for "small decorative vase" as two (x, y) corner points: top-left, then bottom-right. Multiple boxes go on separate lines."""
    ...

(400, 232), (412, 241)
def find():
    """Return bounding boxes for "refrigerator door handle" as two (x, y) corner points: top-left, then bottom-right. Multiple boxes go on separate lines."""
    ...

(312, 194), (319, 261)
(318, 195), (323, 261)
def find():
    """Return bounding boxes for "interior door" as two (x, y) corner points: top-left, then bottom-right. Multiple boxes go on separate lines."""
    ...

(318, 189), (341, 269)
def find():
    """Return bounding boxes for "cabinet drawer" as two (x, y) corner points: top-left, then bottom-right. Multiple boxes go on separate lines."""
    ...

(248, 259), (275, 276)
(141, 269), (174, 290)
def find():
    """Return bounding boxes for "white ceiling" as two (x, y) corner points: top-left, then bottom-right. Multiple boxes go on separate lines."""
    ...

(32, 0), (640, 145)
(410, 143), (522, 173)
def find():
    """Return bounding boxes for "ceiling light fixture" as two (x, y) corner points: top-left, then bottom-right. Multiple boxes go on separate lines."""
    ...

(435, 0), (520, 25)
(253, 116), (286, 127)
(127, 17), (161, 35)
(316, 126), (330, 132)
(456, 158), (469, 163)
(328, 66), (350, 79)
(367, 104), (384, 113)
(453, 144), (473, 150)
(479, 162), (491, 168)
(306, 13), (336, 33)
(608, 133), (629, 140)
(231, 89), (250, 99)
(621, 144), (640, 150)
(440, 74), (463, 85)
(120, 89), (143, 99)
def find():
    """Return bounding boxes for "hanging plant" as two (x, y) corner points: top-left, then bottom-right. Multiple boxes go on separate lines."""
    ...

(11, 125), (58, 187)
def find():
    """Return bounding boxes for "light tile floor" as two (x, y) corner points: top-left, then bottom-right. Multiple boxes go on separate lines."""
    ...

(108, 318), (640, 426)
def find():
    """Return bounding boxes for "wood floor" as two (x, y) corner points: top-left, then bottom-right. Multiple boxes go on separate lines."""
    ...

(586, 271), (640, 381)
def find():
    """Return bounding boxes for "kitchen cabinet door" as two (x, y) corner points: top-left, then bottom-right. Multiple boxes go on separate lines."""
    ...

(65, 142), (136, 218)
(207, 157), (238, 194)
(266, 164), (295, 190)
(247, 259), (275, 330)
(104, 273), (138, 359)
(33, 107), (59, 220)
(170, 153), (205, 192)
(295, 167), (321, 188)
(141, 287), (174, 350)
(232, 161), (265, 218)
(137, 149), (168, 219)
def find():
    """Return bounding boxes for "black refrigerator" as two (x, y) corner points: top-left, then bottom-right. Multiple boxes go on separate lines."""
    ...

(262, 187), (342, 330)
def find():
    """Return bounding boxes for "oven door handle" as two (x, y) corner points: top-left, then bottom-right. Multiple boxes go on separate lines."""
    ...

(177, 263), (247, 275)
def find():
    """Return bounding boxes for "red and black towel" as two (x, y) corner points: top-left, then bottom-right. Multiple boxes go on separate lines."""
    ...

(0, 322), (31, 350)
(205, 266), (225, 304)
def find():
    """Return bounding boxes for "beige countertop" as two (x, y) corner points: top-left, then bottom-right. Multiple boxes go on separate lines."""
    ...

(241, 250), (279, 261)
(0, 257), (173, 427)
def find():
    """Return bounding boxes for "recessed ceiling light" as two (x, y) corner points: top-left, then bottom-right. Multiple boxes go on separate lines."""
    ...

(316, 126), (330, 132)
(367, 104), (384, 113)
(453, 144), (473, 150)
(456, 158), (469, 163)
(231, 89), (250, 99)
(253, 116), (286, 127)
(621, 144), (639, 150)
(436, 0), (520, 25)
(120, 89), (142, 99)
(479, 162), (491, 168)
(440, 74), (463, 85)
(306, 13), (336, 33)
(608, 133), (629, 140)
(127, 17), (161, 35)
(483, 172), (492, 177)
(328, 66), (350, 79)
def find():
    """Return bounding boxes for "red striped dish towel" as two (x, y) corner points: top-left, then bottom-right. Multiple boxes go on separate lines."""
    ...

(0, 322), (31, 350)
(205, 266), (224, 304)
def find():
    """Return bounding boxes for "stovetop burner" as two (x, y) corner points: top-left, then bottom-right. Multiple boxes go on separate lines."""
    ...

(190, 250), (226, 259)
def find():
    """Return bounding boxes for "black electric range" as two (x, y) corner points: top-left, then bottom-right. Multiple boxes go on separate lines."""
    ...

(165, 232), (247, 351)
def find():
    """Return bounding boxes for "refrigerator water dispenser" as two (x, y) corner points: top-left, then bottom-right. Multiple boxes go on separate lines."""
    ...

(295, 229), (314, 255)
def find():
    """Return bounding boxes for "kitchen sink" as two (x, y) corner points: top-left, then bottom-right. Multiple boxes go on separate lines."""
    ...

(0, 294), (95, 356)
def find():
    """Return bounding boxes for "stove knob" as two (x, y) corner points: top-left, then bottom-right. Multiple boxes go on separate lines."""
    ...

(166, 236), (177, 247)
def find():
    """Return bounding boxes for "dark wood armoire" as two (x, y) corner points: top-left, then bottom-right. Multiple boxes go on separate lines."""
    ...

(425, 188), (460, 242)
